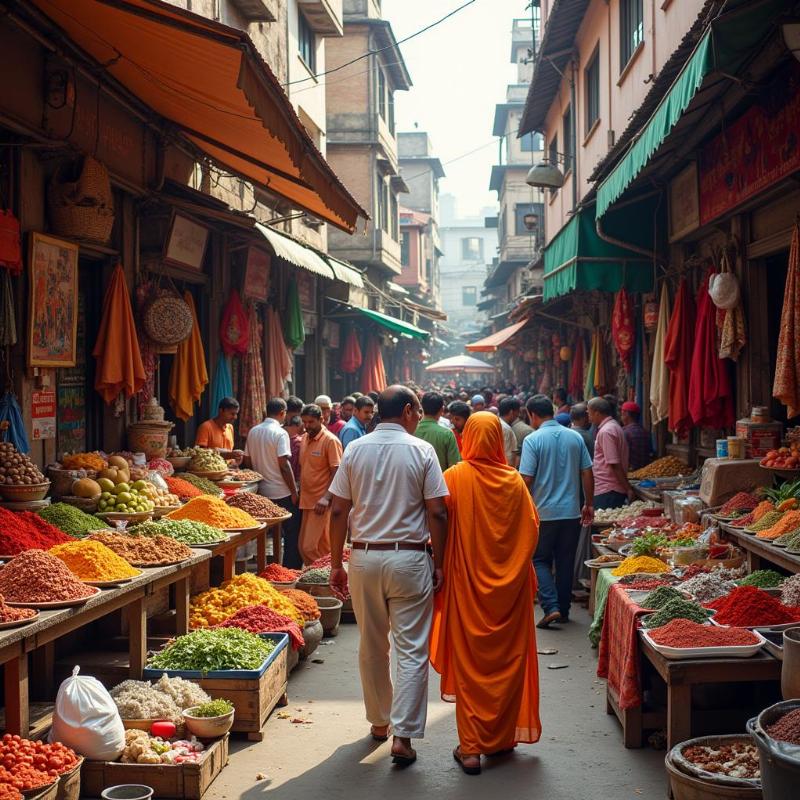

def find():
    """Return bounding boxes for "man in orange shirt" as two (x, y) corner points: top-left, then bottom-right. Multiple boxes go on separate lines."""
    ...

(298, 403), (343, 564)
(195, 397), (244, 464)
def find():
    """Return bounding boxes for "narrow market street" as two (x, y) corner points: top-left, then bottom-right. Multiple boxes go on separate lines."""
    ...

(207, 613), (666, 800)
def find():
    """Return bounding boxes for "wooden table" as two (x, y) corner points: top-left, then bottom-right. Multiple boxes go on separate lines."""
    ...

(209, 517), (288, 582)
(0, 550), (211, 737)
(719, 522), (800, 574)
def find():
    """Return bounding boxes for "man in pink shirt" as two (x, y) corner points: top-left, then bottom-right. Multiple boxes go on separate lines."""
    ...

(588, 396), (634, 510)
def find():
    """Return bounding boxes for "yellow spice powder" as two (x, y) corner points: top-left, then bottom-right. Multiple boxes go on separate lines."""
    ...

(166, 496), (258, 529)
(49, 540), (140, 581)
(611, 555), (670, 577)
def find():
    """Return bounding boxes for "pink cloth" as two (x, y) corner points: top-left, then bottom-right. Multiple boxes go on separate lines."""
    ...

(327, 419), (345, 436)
(593, 417), (629, 495)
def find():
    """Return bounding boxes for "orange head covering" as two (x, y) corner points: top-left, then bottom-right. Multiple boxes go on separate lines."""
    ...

(461, 411), (512, 466)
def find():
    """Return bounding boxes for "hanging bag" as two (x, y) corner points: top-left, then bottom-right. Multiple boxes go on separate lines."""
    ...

(142, 277), (194, 350)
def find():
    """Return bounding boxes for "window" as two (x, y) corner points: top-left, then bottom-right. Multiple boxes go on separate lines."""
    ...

(548, 135), (558, 167)
(462, 286), (478, 307)
(585, 49), (600, 133)
(515, 202), (544, 237)
(620, 0), (644, 70)
(390, 194), (398, 241)
(521, 132), (543, 152)
(388, 90), (395, 135)
(376, 175), (388, 232)
(298, 13), (316, 72)
(562, 106), (573, 170)
(377, 68), (387, 121)
(400, 232), (410, 267)
(461, 237), (483, 261)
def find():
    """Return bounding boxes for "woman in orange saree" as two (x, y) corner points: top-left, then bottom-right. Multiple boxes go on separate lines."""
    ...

(430, 411), (541, 775)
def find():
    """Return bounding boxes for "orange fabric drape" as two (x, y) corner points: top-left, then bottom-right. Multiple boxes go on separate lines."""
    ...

(168, 292), (208, 421)
(430, 412), (541, 755)
(92, 264), (146, 404)
(360, 337), (387, 394)
(265, 305), (292, 399)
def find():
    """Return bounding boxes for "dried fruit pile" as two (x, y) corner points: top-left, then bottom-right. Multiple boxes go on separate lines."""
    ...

(88, 531), (193, 566)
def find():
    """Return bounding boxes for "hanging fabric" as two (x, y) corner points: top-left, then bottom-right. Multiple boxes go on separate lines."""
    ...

(0, 270), (16, 347)
(649, 283), (670, 425)
(340, 327), (363, 374)
(611, 288), (635, 373)
(0, 391), (29, 453)
(283, 278), (305, 350)
(210, 352), (233, 413)
(716, 249), (746, 361)
(219, 289), (250, 356)
(633, 316), (644, 411)
(168, 291), (208, 421)
(584, 331), (597, 400)
(0, 210), (22, 274)
(266, 305), (292, 398)
(360, 336), (387, 393)
(593, 330), (608, 395)
(239, 305), (267, 436)
(568, 332), (584, 399)
(664, 278), (695, 436)
(773, 223), (800, 418)
(93, 264), (146, 404)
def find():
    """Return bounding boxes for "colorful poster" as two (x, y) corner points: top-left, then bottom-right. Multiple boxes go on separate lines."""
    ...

(31, 390), (56, 440)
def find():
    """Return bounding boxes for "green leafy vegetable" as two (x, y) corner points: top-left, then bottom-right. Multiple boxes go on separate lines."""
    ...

(147, 629), (275, 674)
(190, 699), (234, 717)
(632, 533), (668, 557)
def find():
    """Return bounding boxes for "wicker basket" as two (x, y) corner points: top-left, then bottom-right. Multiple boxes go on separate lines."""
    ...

(48, 156), (115, 244)
(143, 293), (193, 346)
(61, 495), (100, 513)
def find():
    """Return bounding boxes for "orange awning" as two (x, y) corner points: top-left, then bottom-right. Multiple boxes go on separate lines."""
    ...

(30, 0), (367, 232)
(466, 319), (529, 352)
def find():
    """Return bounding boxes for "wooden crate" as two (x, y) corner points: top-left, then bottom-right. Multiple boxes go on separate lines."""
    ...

(80, 734), (229, 800)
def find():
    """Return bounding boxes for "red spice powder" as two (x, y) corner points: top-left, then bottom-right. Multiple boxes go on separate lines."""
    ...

(0, 508), (74, 554)
(215, 604), (305, 650)
(259, 563), (301, 582)
(163, 476), (204, 499)
(623, 578), (671, 591)
(706, 585), (800, 627)
(0, 550), (94, 603)
(649, 618), (759, 647)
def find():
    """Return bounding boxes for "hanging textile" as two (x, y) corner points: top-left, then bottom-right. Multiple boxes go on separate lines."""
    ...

(210, 352), (233, 412)
(568, 332), (584, 399)
(0, 210), (22, 274)
(664, 278), (695, 436)
(649, 284), (670, 425)
(584, 331), (598, 400)
(0, 391), (29, 453)
(593, 330), (608, 395)
(266, 305), (292, 398)
(360, 336), (387, 394)
(611, 288), (635, 373)
(219, 289), (250, 356)
(0, 270), (16, 346)
(716, 251), (746, 361)
(93, 264), (146, 404)
(168, 291), (208, 421)
(688, 268), (735, 429)
(283, 278), (305, 350)
(633, 316), (644, 410)
(340, 328), (363, 374)
(773, 224), (800, 418)
(240, 306), (267, 436)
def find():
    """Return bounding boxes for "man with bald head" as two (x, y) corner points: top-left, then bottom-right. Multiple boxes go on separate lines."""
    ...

(329, 385), (449, 768)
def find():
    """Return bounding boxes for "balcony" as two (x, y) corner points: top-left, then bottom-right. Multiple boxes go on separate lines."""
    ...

(229, 0), (276, 21)
(298, 0), (343, 36)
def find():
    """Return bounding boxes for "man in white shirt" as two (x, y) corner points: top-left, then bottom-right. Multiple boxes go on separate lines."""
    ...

(243, 397), (301, 567)
(329, 385), (449, 768)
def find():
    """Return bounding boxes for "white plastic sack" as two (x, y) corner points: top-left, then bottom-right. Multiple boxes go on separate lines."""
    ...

(49, 666), (125, 761)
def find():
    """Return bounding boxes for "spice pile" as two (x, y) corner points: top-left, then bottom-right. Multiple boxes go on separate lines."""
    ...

(300, 566), (331, 584)
(147, 627), (277, 673)
(259, 563), (301, 582)
(739, 570), (785, 589)
(0, 550), (95, 603)
(0, 784), (21, 800)
(37, 503), (107, 537)
(0, 595), (36, 623)
(641, 586), (686, 610)
(226, 469), (262, 483)
(766, 707), (800, 745)
(730, 500), (774, 529)
(621, 577), (671, 591)
(649, 619), (760, 648)
(773, 528), (800, 549)
(612, 555), (670, 577)
(717, 492), (760, 518)
(178, 474), (223, 496)
(706, 585), (800, 627)
(0, 508), (74, 554)
(164, 476), (205, 500)
(746, 510), (784, 533)
(111, 674), (210, 724)
(628, 456), (690, 480)
(681, 739), (760, 779)
(226, 493), (286, 519)
(755, 510), (800, 540)
(131, 519), (225, 545)
(88, 531), (193, 566)
(0, 734), (80, 790)
(49, 540), (140, 582)
(279, 588), (321, 621)
(167, 496), (258, 529)
(190, 573), (303, 627)
(216, 605), (305, 650)
(678, 572), (738, 602)
(61, 452), (106, 471)
(781, 574), (800, 607)
(643, 598), (709, 628)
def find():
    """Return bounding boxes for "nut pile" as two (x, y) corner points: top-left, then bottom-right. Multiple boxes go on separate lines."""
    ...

(88, 531), (193, 566)
(681, 740), (760, 779)
(628, 456), (690, 480)
(0, 443), (46, 485)
(226, 492), (286, 519)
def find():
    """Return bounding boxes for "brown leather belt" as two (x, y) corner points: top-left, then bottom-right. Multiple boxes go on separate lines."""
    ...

(351, 542), (427, 551)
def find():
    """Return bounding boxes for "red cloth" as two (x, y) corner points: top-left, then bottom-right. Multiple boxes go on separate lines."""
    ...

(597, 584), (648, 710)
(688, 269), (735, 429)
(340, 328), (362, 373)
(219, 289), (249, 356)
(664, 279), (695, 436)
(569, 333), (584, 398)
(611, 288), (635, 373)
(773, 224), (800, 417)
(360, 338), (387, 394)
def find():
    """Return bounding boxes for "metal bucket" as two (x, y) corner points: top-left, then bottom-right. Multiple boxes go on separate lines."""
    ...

(748, 700), (800, 800)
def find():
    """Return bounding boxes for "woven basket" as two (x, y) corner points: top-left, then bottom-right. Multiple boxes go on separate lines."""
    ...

(143, 293), (194, 346)
(48, 156), (115, 244)
(61, 495), (99, 513)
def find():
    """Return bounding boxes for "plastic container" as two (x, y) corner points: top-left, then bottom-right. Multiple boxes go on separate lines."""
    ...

(728, 437), (746, 459)
(748, 700), (800, 800)
(716, 439), (729, 458)
(640, 628), (766, 660)
(100, 786), (154, 800)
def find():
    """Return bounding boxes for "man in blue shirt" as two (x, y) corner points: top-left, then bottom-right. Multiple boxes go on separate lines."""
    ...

(339, 396), (375, 450)
(519, 395), (594, 628)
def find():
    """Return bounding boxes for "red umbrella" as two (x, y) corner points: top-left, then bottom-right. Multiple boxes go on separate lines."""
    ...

(360, 337), (387, 393)
(340, 328), (362, 374)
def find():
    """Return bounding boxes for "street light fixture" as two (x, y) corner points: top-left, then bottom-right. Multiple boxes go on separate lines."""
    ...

(523, 212), (540, 231)
(526, 151), (572, 190)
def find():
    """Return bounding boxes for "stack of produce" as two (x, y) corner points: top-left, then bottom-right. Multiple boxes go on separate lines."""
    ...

(49, 540), (140, 582)
(167, 496), (258, 529)
(164, 476), (205, 500)
(279, 588), (321, 621)
(216, 605), (304, 650)
(146, 458), (174, 477)
(168, 447), (198, 459)
(678, 572), (738, 602)
(0, 508), (74, 553)
(259, 563), (301, 582)
(643, 597), (709, 628)
(773, 528), (800, 548)
(706, 585), (800, 627)
(37, 503), (107, 537)
(730, 500), (774, 528)
(190, 573), (303, 627)
(131, 519), (225, 545)
(0, 595), (36, 623)
(0, 734), (80, 791)
(111, 674), (210, 725)
(61, 452), (107, 471)
(593, 501), (661, 524)
(88, 531), (192, 566)
(0, 550), (95, 602)
(755, 510), (800, 540)
(176, 474), (222, 496)
(121, 730), (205, 765)
(226, 469), (263, 483)
(760, 445), (800, 470)
(0, 442), (47, 485)
(738, 570), (786, 588)
(137, 482), (181, 509)
(628, 456), (690, 480)
(649, 619), (760, 648)
(781, 574), (800, 606)
(680, 739), (760, 779)
(641, 586), (686, 610)
(188, 450), (228, 473)
(0, 783), (21, 800)
(299, 566), (330, 584)
(97, 479), (155, 514)
(226, 493), (286, 519)
(766, 707), (800, 745)
(717, 492), (761, 518)
(747, 510), (786, 534)
(146, 627), (277, 672)
(611, 555), (670, 577)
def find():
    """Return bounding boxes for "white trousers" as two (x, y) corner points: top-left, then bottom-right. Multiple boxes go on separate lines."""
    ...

(348, 547), (433, 739)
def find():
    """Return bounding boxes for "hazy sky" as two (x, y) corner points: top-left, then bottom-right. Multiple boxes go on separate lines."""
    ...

(382, 0), (527, 218)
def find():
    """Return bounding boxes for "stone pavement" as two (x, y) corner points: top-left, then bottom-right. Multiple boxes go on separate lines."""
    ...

(206, 608), (668, 800)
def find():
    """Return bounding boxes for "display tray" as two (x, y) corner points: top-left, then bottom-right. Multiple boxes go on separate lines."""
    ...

(127, 557), (189, 568)
(0, 497), (52, 511)
(641, 627), (766, 659)
(153, 505), (182, 515)
(223, 523), (265, 534)
(254, 513), (292, 525)
(584, 558), (623, 569)
(188, 469), (229, 481)
(709, 616), (800, 632)
(5, 586), (101, 608)
(0, 610), (39, 629)
(83, 572), (142, 587)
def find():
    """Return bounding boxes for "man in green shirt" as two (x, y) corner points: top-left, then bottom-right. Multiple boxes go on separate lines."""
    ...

(415, 392), (461, 471)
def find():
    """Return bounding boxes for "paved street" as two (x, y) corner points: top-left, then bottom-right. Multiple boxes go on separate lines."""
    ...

(207, 608), (667, 800)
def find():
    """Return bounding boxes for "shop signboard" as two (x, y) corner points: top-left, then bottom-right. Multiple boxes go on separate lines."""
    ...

(669, 163), (700, 242)
(243, 247), (270, 302)
(164, 213), (209, 270)
(699, 63), (800, 225)
(31, 390), (56, 441)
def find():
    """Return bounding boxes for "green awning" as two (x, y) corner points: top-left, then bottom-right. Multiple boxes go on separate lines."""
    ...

(356, 307), (429, 340)
(543, 207), (652, 302)
(596, 0), (786, 219)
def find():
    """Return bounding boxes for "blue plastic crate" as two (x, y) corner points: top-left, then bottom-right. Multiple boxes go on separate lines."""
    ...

(142, 632), (288, 680)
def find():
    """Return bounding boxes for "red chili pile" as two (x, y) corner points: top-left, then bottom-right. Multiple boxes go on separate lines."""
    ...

(617, 515), (670, 529)
(766, 708), (800, 745)
(705, 585), (800, 627)
(0, 734), (79, 790)
(623, 578), (671, 591)
(0, 784), (22, 800)
(215, 604), (305, 650)
(0, 595), (36, 624)
(307, 551), (351, 570)
(648, 618), (760, 648)
(164, 476), (204, 499)
(0, 550), (95, 603)
(718, 492), (760, 517)
(259, 563), (301, 582)
(0, 508), (74, 554)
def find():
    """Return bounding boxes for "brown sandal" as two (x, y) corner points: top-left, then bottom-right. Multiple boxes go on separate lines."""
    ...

(453, 747), (481, 775)
(370, 725), (390, 742)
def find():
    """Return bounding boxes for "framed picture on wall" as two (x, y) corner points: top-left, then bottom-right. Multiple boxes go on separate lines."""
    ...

(28, 232), (79, 367)
(669, 162), (700, 242)
(243, 247), (270, 302)
(164, 212), (209, 270)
